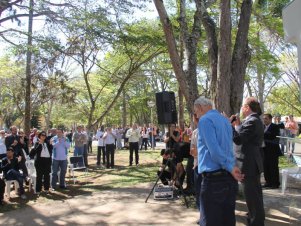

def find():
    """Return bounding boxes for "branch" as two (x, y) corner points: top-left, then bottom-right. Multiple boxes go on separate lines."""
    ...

(0, 34), (19, 46)
(0, 11), (58, 24)
(0, 0), (23, 16)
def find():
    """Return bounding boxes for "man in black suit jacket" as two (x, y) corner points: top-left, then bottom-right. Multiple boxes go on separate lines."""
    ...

(263, 113), (281, 188)
(5, 126), (28, 178)
(232, 97), (265, 226)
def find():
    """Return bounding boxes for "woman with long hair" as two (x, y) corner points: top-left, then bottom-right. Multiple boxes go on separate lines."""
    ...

(30, 131), (52, 195)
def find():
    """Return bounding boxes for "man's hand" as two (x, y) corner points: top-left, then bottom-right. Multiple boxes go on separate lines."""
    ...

(12, 140), (18, 146)
(231, 166), (244, 182)
(230, 115), (241, 127)
(190, 147), (197, 157)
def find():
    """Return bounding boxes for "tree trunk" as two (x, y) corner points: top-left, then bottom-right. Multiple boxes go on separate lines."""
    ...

(122, 90), (127, 128)
(178, 87), (185, 130)
(216, 0), (232, 114)
(153, 0), (189, 101)
(154, 0), (201, 116)
(230, 0), (253, 114)
(45, 100), (54, 131)
(24, 0), (34, 136)
(257, 70), (265, 113)
(201, 10), (218, 102)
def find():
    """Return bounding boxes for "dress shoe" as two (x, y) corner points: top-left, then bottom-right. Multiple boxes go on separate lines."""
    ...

(262, 184), (271, 188)
(270, 185), (279, 189)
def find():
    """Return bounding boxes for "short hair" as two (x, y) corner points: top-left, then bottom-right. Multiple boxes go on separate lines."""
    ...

(194, 96), (212, 106)
(7, 147), (14, 152)
(263, 113), (273, 119)
(244, 97), (262, 116)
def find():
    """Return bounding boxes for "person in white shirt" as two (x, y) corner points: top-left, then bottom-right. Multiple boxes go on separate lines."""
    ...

(0, 130), (6, 159)
(103, 127), (117, 168)
(126, 123), (140, 166)
(190, 114), (201, 216)
(95, 126), (105, 166)
(29, 131), (52, 194)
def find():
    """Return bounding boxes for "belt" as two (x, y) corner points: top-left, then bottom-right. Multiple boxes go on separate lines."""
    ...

(202, 169), (230, 178)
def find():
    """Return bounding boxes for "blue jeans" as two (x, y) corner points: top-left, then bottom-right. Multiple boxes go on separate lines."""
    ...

(74, 146), (84, 156)
(199, 172), (238, 226)
(288, 134), (296, 153)
(5, 169), (25, 195)
(52, 159), (68, 188)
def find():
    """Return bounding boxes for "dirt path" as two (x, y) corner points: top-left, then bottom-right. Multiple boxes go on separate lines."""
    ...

(1, 183), (300, 225)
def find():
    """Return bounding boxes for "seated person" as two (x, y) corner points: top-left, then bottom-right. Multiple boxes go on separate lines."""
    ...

(157, 149), (185, 188)
(0, 147), (26, 199)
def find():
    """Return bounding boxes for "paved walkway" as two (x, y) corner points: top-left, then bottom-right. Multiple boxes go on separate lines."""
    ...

(0, 182), (300, 225)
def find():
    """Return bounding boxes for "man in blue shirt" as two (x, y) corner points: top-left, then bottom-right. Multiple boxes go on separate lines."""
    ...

(194, 96), (243, 226)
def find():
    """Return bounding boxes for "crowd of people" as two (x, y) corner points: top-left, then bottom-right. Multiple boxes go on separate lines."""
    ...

(0, 123), (163, 205)
(0, 127), (73, 204)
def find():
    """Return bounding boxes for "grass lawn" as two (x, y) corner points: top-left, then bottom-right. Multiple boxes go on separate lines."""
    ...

(0, 146), (162, 213)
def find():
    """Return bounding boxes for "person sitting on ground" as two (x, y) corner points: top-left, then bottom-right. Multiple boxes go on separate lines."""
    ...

(157, 149), (185, 188)
(157, 149), (173, 185)
(0, 147), (27, 199)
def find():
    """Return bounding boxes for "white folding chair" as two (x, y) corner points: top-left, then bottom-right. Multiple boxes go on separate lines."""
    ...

(281, 155), (301, 194)
(5, 180), (20, 199)
(26, 159), (37, 194)
(68, 156), (88, 184)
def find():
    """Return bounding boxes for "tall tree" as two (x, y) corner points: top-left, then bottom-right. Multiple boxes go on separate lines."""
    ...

(153, 0), (201, 115)
(24, 0), (33, 136)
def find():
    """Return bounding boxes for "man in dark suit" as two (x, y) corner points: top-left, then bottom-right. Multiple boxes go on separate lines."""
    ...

(262, 113), (281, 188)
(5, 126), (28, 178)
(232, 97), (265, 226)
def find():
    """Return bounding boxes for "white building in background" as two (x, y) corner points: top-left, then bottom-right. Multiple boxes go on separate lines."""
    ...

(283, 0), (301, 99)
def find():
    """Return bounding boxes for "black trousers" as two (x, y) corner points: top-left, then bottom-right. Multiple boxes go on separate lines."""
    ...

(263, 149), (280, 187)
(88, 141), (92, 153)
(83, 144), (88, 167)
(157, 170), (171, 185)
(106, 144), (115, 168)
(97, 146), (106, 165)
(185, 156), (194, 190)
(140, 138), (148, 150)
(0, 178), (5, 200)
(129, 142), (139, 165)
(243, 175), (265, 226)
(35, 158), (51, 192)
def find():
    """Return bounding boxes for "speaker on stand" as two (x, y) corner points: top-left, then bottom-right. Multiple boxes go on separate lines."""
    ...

(155, 91), (178, 125)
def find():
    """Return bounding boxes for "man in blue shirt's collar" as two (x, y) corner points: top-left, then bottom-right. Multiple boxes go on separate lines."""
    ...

(193, 96), (243, 226)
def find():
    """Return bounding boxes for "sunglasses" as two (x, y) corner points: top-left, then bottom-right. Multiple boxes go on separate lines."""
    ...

(41, 134), (46, 136)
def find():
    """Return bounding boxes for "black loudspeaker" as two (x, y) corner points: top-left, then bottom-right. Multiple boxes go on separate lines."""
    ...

(155, 91), (178, 124)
